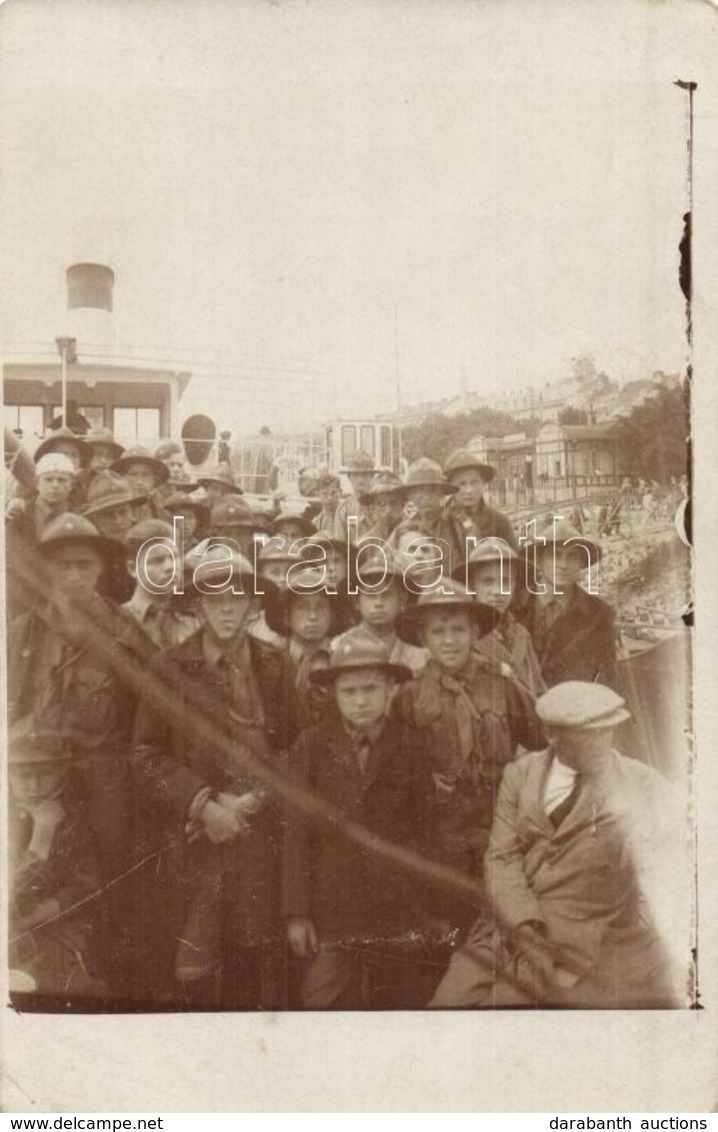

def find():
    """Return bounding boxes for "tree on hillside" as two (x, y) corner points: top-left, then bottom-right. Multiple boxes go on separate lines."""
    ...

(614, 382), (690, 482)
(400, 407), (526, 465)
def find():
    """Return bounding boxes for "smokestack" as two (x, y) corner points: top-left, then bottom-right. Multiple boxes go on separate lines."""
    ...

(65, 263), (115, 351)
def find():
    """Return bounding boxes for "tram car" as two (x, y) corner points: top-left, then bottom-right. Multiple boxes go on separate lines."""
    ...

(323, 418), (400, 479)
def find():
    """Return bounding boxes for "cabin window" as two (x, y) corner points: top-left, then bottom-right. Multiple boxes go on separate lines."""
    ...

(360, 425), (375, 458)
(113, 407), (161, 442)
(4, 404), (44, 437)
(341, 425), (357, 466)
(380, 425), (392, 468)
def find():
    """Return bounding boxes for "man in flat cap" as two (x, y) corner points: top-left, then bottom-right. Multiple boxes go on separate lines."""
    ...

(430, 681), (687, 1009)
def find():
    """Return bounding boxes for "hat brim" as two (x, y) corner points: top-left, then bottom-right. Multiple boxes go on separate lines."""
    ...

(446, 462), (496, 483)
(396, 480), (459, 497)
(38, 532), (126, 562)
(271, 515), (316, 538)
(84, 494), (142, 518)
(311, 660), (412, 686)
(541, 706), (631, 730)
(111, 456), (170, 485)
(86, 439), (125, 460)
(263, 585), (356, 637)
(35, 436), (91, 468)
(397, 599), (498, 647)
(198, 476), (240, 493)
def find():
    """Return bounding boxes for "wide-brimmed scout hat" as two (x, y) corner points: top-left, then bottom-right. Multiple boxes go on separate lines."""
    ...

(353, 541), (405, 586)
(111, 445), (170, 486)
(38, 512), (125, 562)
(397, 457), (458, 498)
(84, 427), (124, 461)
(208, 494), (258, 531)
(263, 565), (355, 636)
(163, 492), (210, 531)
(341, 450), (376, 475)
(443, 448), (496, 483)
(529, 517), (602, 567)
(123, 519), (175, 555)
(536, 682), (631, 730)
(184, 544), (273, 600)
(271, 511), (317, 538)
(257, 535), (306, 582)
(35, 453), (77, 479)
(9, 716), (86, 765)
(83, 471), (143, 517)
(197, 463), (239, 493)
(397, 576), (498, 646)
(451, 537), (518, 583)
(34, 427), (91, 468)
(368, 470), (404, 498)
(310, 626), (411, 687)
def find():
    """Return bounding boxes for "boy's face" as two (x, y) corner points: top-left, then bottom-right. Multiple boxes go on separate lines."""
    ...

(176, 511), (198, 541)
(275, 519), (306, 542)
(420, 608), (475, 671)
(11, 761), (67, 806)
(36, 472), (74, 507)
(350, 472), (374, 497)
(205, 483), (231, 508)
(451, 468), (486, 510)
(359, 581), (404, 631)
(408, 485), (444, 520)
(260, 559), (292, 588)
(46, 544), (104, 604)
(318, 483), (340, 508)
(538, 545), (585, 591)
(132, 544), (176, 590)
(289, 593), (332, 643)
(200, 590), (256, 642)
(164, 453), (186, 478)
(89, 445), (116, 472)
(370, 493), (403, 527)
(334, 667), (391, 730)
(123, 463), (157, 495)
(94, 502), (133, 542)
(467, 560), (513, 614)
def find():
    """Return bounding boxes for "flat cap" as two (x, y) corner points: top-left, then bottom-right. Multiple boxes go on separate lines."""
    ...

(536, 681), (631, 730)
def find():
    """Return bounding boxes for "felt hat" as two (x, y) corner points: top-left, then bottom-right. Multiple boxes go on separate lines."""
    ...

(535, 682), (631, 730)
(34, 427), (90, 468)
(38, 512), (124, 561)
(397, 576), (498, 645)
(197, 463), (239, 492)
(111, 446), (170, 486)
(369, 470), (404, 498)
(452, 537), (518, 582)
(443, 448), (496, 483)
(123, 519), (175, 555)
(271, 511), (316, 538)
(185, 544), (261, 594)
(310, 626), (412, 686)
(83, 471), (142, 517)
(209, 494), (257, 530)
(353, 540), (404, 584)
(257, 534), (305, 571)
(84, 427), (124, 460)
(531, 517), (602, 566)
(164, 492), (210, 531)
(397, 457), (457, 497)
(35, 453), (77, 479)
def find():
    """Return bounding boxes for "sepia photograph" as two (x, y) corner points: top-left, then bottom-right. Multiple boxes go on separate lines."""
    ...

(1, 0), (716, 1114)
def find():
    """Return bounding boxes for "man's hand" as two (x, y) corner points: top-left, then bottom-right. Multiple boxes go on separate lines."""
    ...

(199, 799), (247, 844)
(287, 917), (318, 958)
(513, 921), (556, 998)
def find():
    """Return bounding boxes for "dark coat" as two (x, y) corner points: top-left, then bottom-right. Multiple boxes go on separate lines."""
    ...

(131, 629), (302, 945)
(511, 584), (619, 691)
(282, 707), (432, 943)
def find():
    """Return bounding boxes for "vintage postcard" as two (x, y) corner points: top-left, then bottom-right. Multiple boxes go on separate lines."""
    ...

(1, 0), (717, 1114)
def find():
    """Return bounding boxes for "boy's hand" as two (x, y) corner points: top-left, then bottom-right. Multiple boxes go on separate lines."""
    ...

(287, 917), (318, 958)
(200, 799), (247, 844)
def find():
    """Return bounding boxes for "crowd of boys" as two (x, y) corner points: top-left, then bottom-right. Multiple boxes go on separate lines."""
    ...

(5, 428), (688, 1010)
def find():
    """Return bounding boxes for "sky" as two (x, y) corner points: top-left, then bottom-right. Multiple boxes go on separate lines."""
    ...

(1, 0), (716, 432)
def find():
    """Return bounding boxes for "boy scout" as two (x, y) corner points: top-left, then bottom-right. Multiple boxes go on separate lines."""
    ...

(399, 579), (543, 932)
(111, 445), (171, 521)
(119, 519), (200, 651)
(9, 719), (106, 1000)
(364, 470), (405, 540)
(283, 628), (431, 1009)
(197, 463), (240, 508)
(131, 546), (301, 1008)
(431, 682), (685, 1009)
(332, 450), (376, 541)
(457, 538), (545, 697)
(512, 517), (619, 690)
(442, 448), (518, 551)
(346, 542), (428, 675)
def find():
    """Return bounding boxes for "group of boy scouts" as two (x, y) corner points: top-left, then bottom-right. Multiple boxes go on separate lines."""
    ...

(5, 426), (689, 1011)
